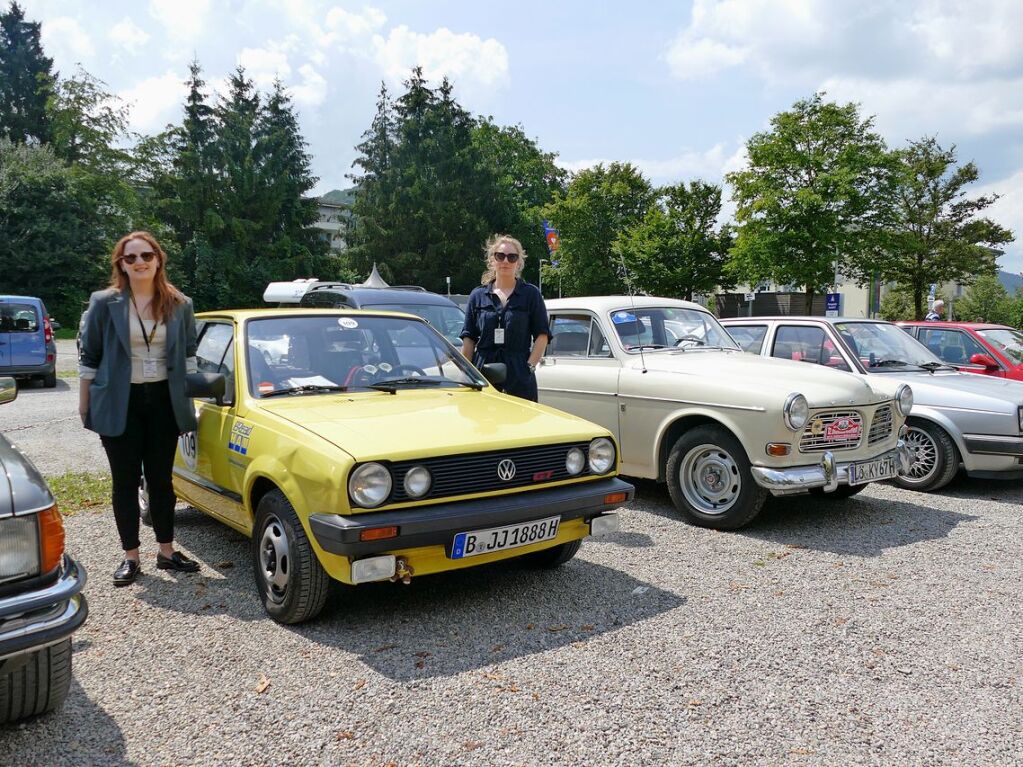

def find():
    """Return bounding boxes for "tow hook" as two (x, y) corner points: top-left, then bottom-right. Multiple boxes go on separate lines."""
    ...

(391, 556), (414, 585)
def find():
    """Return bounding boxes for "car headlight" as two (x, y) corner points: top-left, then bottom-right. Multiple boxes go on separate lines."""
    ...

(0, 516), (40, 582)
(349, 463), (393, 508)
(896, 384), (914, 417)
(783, 393), (809, 431)
(403, 465), (432, 498)
(566, 447), (586, 475)
(588, 438), (615, 474)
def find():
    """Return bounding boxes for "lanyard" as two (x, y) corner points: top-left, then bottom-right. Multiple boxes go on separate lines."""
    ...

(129, 293), (158, 355)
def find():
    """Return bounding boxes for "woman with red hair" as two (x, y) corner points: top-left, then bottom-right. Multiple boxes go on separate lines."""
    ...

(79, 232), (201, 586)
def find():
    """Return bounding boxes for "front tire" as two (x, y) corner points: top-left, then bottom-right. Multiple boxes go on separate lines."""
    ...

(0, 639), (73, 723)
(252, 490), (329, 624)
(666, 425), (767, 529)
(892, 420), (958, 492)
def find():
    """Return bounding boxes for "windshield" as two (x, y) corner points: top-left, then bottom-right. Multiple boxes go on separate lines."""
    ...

(977, 328), (1023, 365)
(834, 321), (942, 371)
(609, 307), (738, 352)
(362, 302), (465, 345)
(245, 314), (485, 396)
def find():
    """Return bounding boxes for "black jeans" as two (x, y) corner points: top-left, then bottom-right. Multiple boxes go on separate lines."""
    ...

(100, 381), (180, 550)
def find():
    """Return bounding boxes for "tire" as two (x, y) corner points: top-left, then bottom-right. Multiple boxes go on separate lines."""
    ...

(809, 483), (867, 499)
(666, 425), (767, 530)
(43, 372), (57, 388)
(892, 419), (959, 492)
(139, 477), (152, 527)
(0, 639), (73, 723)
(252, 490), (329, 624)
(520, 539), (582, 568)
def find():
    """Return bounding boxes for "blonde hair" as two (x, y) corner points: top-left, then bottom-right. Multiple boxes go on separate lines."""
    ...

(481, 234), (526, 284)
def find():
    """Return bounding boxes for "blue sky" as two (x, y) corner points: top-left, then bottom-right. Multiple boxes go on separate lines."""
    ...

(21, 0), (1023, 274)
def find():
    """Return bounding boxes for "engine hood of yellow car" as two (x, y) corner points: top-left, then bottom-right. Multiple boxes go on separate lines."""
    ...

(255, 389), (609, 462)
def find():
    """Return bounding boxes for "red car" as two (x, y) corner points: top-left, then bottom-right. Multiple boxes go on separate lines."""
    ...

(898, 321), (1023, 381)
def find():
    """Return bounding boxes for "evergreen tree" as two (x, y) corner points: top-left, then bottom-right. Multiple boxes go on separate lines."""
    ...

(347, 83), (396, 276)
(0, 2), (54, 144)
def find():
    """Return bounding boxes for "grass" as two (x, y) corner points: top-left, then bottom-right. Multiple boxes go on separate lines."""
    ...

(54, 328), (77, 340)
(57, 370), (78, 379)
(48, 471), (111, 516)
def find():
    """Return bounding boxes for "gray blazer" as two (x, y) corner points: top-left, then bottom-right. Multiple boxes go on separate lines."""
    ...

(79, 288), (198, 437)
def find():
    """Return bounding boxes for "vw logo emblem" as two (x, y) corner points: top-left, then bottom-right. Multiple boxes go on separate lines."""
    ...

(497, 459), (517, 481)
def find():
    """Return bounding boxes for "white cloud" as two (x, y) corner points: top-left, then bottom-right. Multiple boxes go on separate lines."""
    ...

(372, 26), (509, 90)
(108, 17), (150, 55)
(238, 47), (292, 87)
(42, 17), (94, 62)
(118, 71), (187, 134)
(148, 0), (210, 42)
(292, 64), (328, 107)
(559, 141), (746, 187)
(325, 6), (387, 43)
(968, 169), (1023, 274)
(665, 38), (747, 81)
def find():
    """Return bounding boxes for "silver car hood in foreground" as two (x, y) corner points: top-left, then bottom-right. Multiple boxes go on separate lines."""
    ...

(866, 369), (1023, 415)
(0, 436), (55, 517)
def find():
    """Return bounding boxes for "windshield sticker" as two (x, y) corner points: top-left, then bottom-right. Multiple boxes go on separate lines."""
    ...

(339, 317), (359, 328)
(612, 311), (637, 324)
(229, 422), (253, 456)
(258, 382), (274, 394)
(361, 364), (378, 375)
(378, 362), (393, 373)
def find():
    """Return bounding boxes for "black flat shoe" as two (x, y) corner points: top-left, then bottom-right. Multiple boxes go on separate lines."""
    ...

(113, 558), (141, 587)
(156, 551), (200, 573)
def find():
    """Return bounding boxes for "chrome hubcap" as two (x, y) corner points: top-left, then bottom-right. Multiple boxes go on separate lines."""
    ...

(903, 427), (938, 483)
(680, 443), (741, 514)
(259, 515), (290, 603)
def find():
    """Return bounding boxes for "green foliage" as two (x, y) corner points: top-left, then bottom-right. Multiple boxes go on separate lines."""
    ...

(878, 289), (915, 321)
(727, 93), (897, 313)
(543, 162), (655, 296)
(0, 2), (53, 144)
(615, 180), (734, 300)
(954, 275), (1015, 324)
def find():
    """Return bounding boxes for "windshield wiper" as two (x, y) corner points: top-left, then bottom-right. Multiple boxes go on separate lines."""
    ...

(869, 359), (909, 368)
(367, 376), (445, 394)
(260, 384), (347, 398)
(627, 344), (667, 350)
(918, 361), (958, 374)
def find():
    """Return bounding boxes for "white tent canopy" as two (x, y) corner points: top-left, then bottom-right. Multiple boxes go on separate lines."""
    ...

(358, 263), (390, 289)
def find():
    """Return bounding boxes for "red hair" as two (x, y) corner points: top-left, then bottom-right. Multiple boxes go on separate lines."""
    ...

(108, 232), (185, 324)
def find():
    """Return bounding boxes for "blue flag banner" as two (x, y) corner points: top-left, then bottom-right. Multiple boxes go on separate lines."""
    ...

(542, 220), (560, 257)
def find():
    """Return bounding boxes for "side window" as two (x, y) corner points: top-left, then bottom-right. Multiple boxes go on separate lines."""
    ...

(919, 328), (986, 365)
(547, 315), (592, 357)
(196, 323), (236, 404)
(771, 326), (849, 370)
(588, 320), (611, 357)
(727, 325), (768, 354)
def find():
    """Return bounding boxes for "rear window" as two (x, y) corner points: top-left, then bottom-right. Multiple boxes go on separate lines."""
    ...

(0, 303), (39, 333)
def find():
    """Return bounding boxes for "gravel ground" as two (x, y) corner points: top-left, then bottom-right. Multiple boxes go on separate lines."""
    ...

(1, 354), (1021, 765)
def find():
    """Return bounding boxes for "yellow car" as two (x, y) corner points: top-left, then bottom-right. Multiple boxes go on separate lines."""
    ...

(171, 309), (633, 624)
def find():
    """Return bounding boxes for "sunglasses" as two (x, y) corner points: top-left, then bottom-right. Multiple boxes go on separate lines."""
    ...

(121, 252), (157, 264)
(493, 251), (520, 263)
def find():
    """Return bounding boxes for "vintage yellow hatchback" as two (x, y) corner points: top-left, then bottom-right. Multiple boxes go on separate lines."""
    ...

(170, 309), (633, 624)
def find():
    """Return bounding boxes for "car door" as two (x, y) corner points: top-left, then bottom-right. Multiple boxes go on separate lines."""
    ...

(917, 327), (1003, 377)
(537, 312), (622, 441)
(2, 301), (45, 368)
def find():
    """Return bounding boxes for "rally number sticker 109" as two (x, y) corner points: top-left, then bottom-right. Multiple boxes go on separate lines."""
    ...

(451, 516), (561, 559)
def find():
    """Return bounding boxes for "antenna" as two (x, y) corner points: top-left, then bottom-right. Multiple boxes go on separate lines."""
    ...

(616, 251), (647, 374)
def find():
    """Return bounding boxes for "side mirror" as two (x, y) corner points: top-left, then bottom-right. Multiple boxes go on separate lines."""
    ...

(480, 363), (507, 387)
(969, 353), (1000, 369)
(186, 372), (227, 406)
(0, 377), (17, 406)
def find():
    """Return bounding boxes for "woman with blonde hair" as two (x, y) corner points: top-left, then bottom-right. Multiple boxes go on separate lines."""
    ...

(79, 232), (201, 586)
(459, 234), (550, 401)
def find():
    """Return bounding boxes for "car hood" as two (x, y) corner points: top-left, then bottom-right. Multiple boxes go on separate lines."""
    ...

(256, 389), (609, 462)
(863, 369), (1023, 413)
(0, 436), (54, 517)
(626, 350), (885, 407)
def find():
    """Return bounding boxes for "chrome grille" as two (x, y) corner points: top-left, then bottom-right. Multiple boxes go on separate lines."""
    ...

(868, 405), (894, 445)
(798, 410), (863, 452)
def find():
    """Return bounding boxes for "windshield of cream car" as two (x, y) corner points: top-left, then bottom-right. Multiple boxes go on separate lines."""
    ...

(245, 314), (485, 396)
(834, 321), (943, 371)
(610, 307), (739, 352)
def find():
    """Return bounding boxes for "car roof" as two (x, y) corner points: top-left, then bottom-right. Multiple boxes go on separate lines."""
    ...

(0, 295), (44, 304)
(263, 280), (458, 308)
(897, 320), (1012, 330)
(720, 316), (883, 324)
(197, 307), (427, 322)
(545, 295), (709, 313)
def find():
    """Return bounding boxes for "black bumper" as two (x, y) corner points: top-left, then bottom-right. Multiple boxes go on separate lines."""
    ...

(309, 477), (634, 557)
(0, 556), (88, 662)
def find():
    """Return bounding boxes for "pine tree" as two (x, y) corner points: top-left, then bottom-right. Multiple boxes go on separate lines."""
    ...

(347, 83), (396, 275)
(0, 2), (54, 144)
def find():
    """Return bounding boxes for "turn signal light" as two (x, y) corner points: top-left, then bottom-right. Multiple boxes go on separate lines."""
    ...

(359, 526), (399, 542)
(39, 504), (65, 574)
(766, 443), (792, 457)
(603, 492), (629, 505)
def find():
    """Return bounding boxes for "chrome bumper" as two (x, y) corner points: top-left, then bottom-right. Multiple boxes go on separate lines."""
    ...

(0, 555), (88, 662)
(750, 441), (913, 496)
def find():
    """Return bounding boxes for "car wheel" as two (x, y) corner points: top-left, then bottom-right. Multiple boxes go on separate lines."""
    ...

(809, 483), (867, 499)
(520, 539), (582, 568)
(892, 420), (958, 492)
(252, 489), (329, 625)
(139, 477), (152, 527)
(666, 425), (767, 529)
(42, 372), (56, 388)
(0, 639), (73, 723)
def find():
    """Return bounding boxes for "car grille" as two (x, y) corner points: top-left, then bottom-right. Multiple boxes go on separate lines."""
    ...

(799, 410), (863, 452)
(867, 404), (894, 445)
(380, 441), (606, 504)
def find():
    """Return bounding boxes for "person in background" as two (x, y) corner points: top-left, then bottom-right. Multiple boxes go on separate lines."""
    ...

(925, 299), (945, 322)
(78, 232), (201, 586)
(460, 234), (550, 401)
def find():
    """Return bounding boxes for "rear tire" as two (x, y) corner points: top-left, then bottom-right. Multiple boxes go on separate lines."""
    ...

(892, 420), (958, 492)
(520, 539), (582, 568)
(43, 372), (56, 388)
(0, 639), (73, 723)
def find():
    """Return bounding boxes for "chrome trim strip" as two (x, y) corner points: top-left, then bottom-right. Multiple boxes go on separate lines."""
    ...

(617, 393), (766, 412)
(0, 501), (54, 520)
(0, 556), (86, 620)
(173, 467), (243, 504)
(0, 597), (85, 661)
(539, 387), (617, 398)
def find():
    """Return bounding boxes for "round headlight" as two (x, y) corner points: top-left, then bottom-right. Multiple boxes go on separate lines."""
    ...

(783, 393), (809, 431)
(588, 438), (615, 474)
(566, 447), (586, 475)
(403, 465), (432, 498)
(348, 463), (392, 507)
(895, 384), (913, 417)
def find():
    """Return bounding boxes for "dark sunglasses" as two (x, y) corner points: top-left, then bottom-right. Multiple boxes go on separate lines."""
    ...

(493, 251), (519, 263)
(121, 252), (157, 264)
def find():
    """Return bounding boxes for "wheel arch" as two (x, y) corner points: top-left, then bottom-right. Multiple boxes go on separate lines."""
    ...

(906, 409), (966, 467)
(654, 411), (749, 483)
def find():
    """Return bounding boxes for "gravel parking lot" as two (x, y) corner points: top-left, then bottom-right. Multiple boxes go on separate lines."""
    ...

(1, 344), (1020, 766)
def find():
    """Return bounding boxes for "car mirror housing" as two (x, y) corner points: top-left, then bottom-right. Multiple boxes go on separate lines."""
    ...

(186, 372), (227, 405)
(480, 363), (507, 387)
(969, 353), (1000, 369)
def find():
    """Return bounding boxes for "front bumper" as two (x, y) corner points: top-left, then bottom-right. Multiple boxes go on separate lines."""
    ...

(309, 477), (634, 558)
(750, 442), (913, 496)
(0, 555), (88, 662)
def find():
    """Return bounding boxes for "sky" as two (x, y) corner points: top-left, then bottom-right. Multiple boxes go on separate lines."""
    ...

(19, 0), (1023, 274)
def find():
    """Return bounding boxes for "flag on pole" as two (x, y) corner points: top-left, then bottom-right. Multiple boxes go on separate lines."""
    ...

(542, 220), (560, 263)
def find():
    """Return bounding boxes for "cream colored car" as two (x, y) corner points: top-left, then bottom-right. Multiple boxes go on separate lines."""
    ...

(538, 296), (913, 529)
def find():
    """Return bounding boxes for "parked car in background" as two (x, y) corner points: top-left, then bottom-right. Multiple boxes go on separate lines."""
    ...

(537, 296), (912, 530)
(0, 377), (88, 723)
(722, 316), (1023, 492)
(897, 321), (1023, 381)
(0, 296), (57, 388)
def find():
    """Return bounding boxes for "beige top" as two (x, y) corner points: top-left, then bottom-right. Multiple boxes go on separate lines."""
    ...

(128, 301), (168, 383)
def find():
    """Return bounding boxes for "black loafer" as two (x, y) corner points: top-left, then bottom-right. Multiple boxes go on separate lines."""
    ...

(156, 551), (200, 573)
(113, 558), (141, 587)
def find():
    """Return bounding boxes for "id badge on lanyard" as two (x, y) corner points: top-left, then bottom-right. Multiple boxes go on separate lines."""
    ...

(142, 357), (159, 380)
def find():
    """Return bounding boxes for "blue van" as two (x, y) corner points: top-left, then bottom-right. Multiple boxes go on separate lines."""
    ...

(0, 296), (57, 388)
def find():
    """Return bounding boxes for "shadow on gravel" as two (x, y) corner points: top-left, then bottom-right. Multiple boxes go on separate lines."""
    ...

(0, 680), (135, 766)
(938, 473), (1023, 504)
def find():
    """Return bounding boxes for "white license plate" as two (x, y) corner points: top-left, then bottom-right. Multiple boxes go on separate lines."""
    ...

(848, 455), (898, 485)
(451, 516), (560, 559)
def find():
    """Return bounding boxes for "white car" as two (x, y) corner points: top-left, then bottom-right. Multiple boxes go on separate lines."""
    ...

(537, 296), (913, 529)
